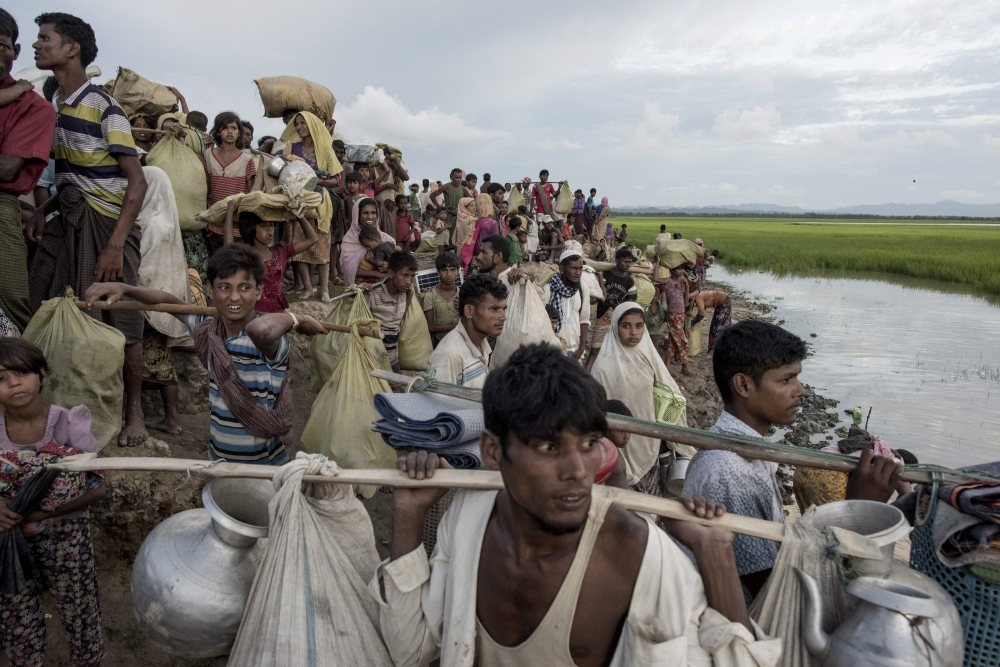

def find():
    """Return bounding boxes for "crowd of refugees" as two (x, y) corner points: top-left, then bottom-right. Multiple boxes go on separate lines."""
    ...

(0, 9), (923, 667)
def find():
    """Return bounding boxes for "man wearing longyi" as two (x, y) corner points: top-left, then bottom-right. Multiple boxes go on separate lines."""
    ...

(370, 344), (781, 666)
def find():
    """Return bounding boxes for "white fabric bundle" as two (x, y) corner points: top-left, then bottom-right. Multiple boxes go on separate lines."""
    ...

(227, 453), (391, 666)
(138, 166), (190, 345)
(490, 277), (563, 369)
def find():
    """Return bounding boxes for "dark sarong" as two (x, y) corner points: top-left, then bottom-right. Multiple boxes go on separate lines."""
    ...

(29, 187), (143, 344)
(0, 193), (32, 333)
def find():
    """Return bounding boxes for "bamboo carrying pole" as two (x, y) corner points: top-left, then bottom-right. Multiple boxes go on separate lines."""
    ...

(48, 454), (786, 542)
(582, 259), (654, 276)
(74, 301), (383, 339)
(369, 370), (981, 486)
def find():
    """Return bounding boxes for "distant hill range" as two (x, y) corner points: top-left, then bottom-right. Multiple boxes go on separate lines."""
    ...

(617, 200), (1000, 219)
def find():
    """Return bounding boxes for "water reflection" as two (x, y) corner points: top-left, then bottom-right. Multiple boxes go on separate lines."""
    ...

(710, 264), (1000, 467)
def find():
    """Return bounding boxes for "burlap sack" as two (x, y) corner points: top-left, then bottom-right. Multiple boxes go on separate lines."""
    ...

(112, 67), (178, 118)
(255, 76), (336, 123)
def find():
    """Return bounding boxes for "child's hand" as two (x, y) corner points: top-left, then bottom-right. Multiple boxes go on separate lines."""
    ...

(13, 79), (33, 97)
(227, 198), (238, 213)
(84, 282), (126, 307)
(378, 261), (388, 272)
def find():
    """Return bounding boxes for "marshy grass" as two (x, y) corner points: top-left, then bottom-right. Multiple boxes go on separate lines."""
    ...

(616, 217), (1000, 294)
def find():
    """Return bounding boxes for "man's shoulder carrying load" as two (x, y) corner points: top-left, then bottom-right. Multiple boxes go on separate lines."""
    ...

(112, 67), (179, 119)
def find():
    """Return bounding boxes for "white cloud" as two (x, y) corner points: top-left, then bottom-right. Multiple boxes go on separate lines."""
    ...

(821, 125), (865, 149)
(713, 105), (781, 142)
(768, 183), (806, 197)
(984, 133), (1000, 154)
(537, 138), (583, 150)
(874, 130), (959, 150)
(336, 86), (506, 146)
(940, 189), (989, 201)
(634, 103), (680, 145)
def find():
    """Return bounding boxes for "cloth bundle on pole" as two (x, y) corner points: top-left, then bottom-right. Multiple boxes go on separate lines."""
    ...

(309, 287), (390, 392)
(397, 290), (433, 371)
(372, 393), (484, 469)
(507, 187), (525, 213)
(195, 189), (323, 227)
(301, 324), (395, 498)
(227, 453), (391, 667)
(0, 469), (58, 594)
(633, 273), (656, 307)
(554, 182), (573, 215)
(255, 76), (336, 124)
(654, 238), (705, 270)
(145, 133), (209, 231)
(112, 67), (178, 118)
(23, 293), (125, 449)
(490, 278), (562, 370)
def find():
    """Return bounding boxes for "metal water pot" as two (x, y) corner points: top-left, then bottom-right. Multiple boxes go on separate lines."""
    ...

(798, 570), (963, 667)
(276, 160), (318, 197)
(131, 478), (274, 659)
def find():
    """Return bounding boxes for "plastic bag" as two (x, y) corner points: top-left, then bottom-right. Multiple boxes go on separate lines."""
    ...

(554, 182), (573, 215)
(633, 273), (655, 307)
(301, 325), (396, 499)
(145, 133), (208, 231)
(344, 144), (384, 167)
(255, 76), (336, 124)
(112, 67), (178, 118)
(397, 291), (433, 371)
(23, 294), (125, 449)
(507, 187), (525, 213)
(227, 454), (391, 666)
(309, 287), (390, 392)
(491, 279), (563, 370)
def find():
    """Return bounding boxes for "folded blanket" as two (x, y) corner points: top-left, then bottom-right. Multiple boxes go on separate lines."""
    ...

(372, 393), (484, 450)
(433, 440), (484, 470)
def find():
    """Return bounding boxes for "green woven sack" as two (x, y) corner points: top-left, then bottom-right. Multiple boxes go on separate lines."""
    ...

(653, 380), (686, 426)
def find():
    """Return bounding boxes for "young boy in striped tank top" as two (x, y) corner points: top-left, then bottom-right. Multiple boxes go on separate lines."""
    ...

(84, 245), (328, 464)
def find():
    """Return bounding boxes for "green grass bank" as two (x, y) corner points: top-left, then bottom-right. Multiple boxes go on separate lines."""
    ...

(612, 217), (1000, 295)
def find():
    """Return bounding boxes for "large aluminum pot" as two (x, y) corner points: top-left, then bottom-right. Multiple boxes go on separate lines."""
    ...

(276, 160), (318, 197)
(265, 154), (286, 179)
(807, 500), (910, 576)
(130, 478), (275, 659)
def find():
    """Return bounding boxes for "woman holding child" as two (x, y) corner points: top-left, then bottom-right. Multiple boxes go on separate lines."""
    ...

(340, 198), (397, 285)
(591, 302), (695, 496)
(279, 112), (341, 301)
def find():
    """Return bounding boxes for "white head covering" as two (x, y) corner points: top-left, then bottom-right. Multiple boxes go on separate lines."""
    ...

(539, 214), (554, 224)
(559, 248), (582, 263)
(591, 302), (691, 478)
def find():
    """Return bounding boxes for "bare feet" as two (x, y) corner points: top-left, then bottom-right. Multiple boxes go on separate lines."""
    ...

(146, 419), (182, 436)
(681, 363), (697, 377)
(300, 287), (316, 300)
(320, 292), (332, 303)
(119, 411), (149, 447)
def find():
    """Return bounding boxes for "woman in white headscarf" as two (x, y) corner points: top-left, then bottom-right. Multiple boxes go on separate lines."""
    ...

(591, 301), (695, 495)
(137, 166), (191, 435)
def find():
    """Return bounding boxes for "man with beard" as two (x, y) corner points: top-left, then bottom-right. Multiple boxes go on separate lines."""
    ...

(424, 272), (507, 389)
(480, 234), (542, 304)
(543, 250), (590, 360)
(487, 182), (505, 223)
(372, 343), (779, 667)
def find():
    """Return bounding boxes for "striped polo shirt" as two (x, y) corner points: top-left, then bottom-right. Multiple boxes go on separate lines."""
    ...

(185, 315), (290, 465)
(51, 82), (138, 219)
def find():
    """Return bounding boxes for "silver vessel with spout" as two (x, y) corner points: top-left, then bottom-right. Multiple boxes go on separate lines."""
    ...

(797, 569), (963, 667)
(130, 478), (274, 659)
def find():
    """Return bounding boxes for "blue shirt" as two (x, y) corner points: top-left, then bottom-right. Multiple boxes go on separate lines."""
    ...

(185, 315), (290, 465)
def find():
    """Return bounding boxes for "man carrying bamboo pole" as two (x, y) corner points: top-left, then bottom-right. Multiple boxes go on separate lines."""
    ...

(683, 320), (903, 604)
(371, 344), (781, 666)
(84, 244), (326, 465)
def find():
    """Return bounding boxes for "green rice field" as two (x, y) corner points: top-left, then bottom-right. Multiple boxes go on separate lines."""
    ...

(612, 217), (1000, 295)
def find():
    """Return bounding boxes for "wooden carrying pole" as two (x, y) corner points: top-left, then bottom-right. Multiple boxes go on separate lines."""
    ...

(48, 454), (785, 542)
(370, 370), (975, 486)
(74, 301), (383, 339)
(583, 259), (654, 276)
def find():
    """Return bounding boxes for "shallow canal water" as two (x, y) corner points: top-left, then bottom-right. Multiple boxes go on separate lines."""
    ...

(709, 264), (1000, 468)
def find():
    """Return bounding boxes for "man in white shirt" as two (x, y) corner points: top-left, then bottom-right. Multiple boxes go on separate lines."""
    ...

(542, 249), (590, 360)
(371, 344), (780, 667)
(425, 273), (507, 389)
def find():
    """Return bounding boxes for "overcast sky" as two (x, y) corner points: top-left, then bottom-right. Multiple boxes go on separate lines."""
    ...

(9, 0), (1000, 208)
